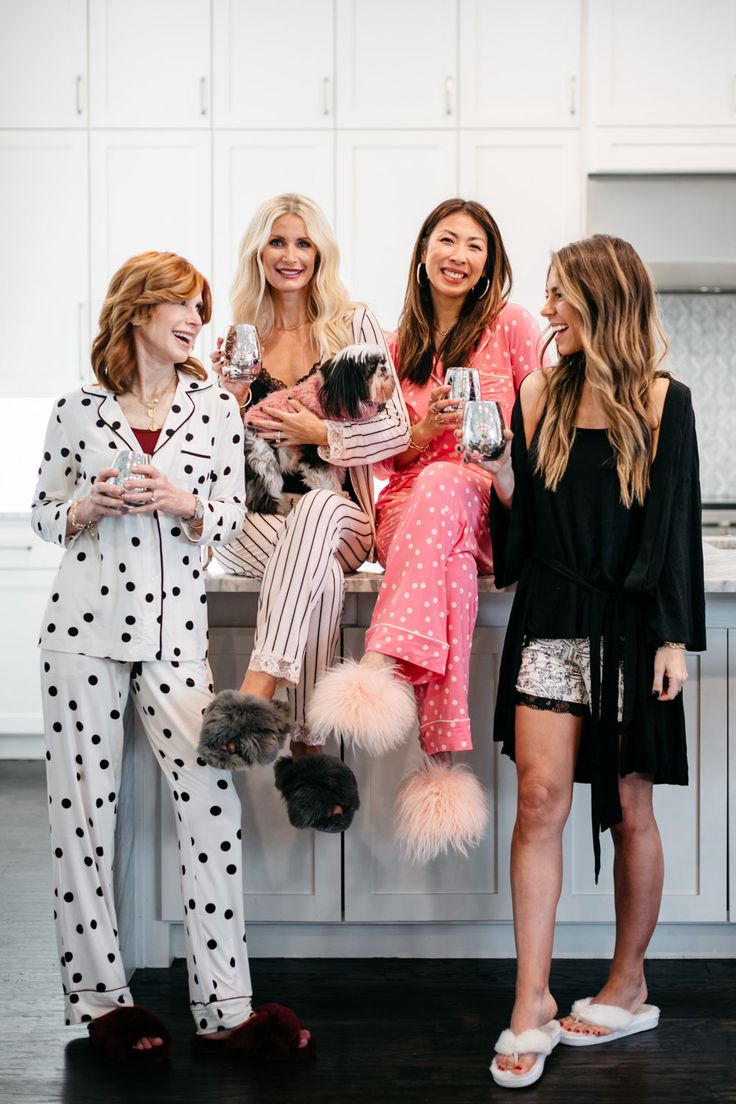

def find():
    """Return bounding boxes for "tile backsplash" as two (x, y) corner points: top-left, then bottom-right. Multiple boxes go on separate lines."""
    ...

(658, 294), (736, 502)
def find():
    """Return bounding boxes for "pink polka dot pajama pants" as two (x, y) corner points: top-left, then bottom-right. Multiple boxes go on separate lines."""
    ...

(366, 460), (494, 754)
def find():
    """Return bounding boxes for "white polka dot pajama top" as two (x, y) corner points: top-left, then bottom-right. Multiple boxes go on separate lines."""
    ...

(32, 375), (256, 1033)
(366, 304), (541, 755)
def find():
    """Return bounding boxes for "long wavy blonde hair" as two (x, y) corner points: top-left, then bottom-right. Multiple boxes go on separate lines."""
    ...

(91, 251), (211, 393)
(230, 194), (354, 360)
(536, 234), (669, 508)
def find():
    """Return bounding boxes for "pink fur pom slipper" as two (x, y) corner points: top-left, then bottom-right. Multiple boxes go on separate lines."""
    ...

(307, 660), (416, 755)
(394, 758), (489, 863)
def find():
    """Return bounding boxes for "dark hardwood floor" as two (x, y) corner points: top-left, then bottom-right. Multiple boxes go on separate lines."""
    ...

(2, 761), (735, 1104)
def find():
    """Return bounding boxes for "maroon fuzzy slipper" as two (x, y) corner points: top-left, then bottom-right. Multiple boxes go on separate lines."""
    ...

(88, 1004), (172, 1065)
(192, 1003), (316, 1062)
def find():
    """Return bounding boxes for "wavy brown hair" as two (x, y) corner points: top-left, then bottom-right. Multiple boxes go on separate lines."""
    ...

(91, 251), (212, 394)
(396, 198), (512, 385)
(230, 194), (354, 360)
(536, 234), (669, 508)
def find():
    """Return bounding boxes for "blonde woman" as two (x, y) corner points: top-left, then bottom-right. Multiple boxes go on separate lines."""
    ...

(32, 252), (313, 1063)
(204, 194), (409, 832)
(485, 236), (704, 1089)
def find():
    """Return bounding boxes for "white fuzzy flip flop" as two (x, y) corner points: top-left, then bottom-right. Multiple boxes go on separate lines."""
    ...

(490, 1019), (561, 1089)
(559, 997), (660, 1047)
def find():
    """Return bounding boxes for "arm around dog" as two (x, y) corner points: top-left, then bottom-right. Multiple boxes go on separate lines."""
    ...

(317, 306), (410, 466)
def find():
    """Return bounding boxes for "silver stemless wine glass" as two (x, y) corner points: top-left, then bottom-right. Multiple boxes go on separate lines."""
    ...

(110, 450), (150, 507)
(221, 323), (263, 383)
(444, 366), (481, 410)
(460, 401), (505, 462)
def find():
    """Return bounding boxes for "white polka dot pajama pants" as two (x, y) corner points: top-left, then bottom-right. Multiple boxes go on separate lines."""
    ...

(213, 488), (374, 738)
(367, 461), (494, 755)
(40, 649), (254, 1032)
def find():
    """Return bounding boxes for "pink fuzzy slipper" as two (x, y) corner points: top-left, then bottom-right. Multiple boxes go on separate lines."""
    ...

(307, 660), (416, 755)
(394, 758), (489, 863)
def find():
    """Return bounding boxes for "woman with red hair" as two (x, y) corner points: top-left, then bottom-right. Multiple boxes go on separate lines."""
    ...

(32, 251), (313, 1064)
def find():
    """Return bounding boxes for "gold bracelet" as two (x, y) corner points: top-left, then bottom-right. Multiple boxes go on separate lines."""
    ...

(69, 498), (93, 533)
(238, 387), (252, 413)
(661, 641), (686, 650)
(409, 427), (431, 453)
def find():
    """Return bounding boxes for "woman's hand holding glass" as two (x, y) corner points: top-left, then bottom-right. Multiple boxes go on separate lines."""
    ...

(412, 384), (464, 450)
(211, 337), (253, 408)
(72, 466), (129, 525)
(118, 464), (197, 519)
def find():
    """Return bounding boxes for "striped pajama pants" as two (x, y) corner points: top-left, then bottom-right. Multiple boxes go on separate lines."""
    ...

(41, 650), (253, 1032)
(213, 488), (374, 739)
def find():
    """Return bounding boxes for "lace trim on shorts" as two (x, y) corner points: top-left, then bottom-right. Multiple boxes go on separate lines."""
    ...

(514, 691), (589, 718)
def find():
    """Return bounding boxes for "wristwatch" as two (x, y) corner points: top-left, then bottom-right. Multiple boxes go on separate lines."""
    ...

(187, 496), (204, 524)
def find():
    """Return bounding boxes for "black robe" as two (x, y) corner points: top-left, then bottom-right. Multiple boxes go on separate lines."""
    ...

(490, 376), (706, 877)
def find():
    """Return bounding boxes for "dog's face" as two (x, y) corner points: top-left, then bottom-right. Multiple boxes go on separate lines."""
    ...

(319, 343), (395, 420)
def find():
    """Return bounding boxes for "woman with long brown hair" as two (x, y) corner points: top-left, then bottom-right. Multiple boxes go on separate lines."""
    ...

(309, 198), (542, 861)
(32, 251), (313, 1063)
(486, 235), (704, 1088)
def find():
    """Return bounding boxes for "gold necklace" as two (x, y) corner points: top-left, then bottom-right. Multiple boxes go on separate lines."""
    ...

(130, 377), (177, 431)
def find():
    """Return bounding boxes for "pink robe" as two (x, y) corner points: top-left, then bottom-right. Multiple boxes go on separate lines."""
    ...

(366, 303), (541, 754)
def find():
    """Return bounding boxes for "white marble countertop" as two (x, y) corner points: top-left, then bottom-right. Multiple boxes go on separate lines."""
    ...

(205, 538), (736, 594)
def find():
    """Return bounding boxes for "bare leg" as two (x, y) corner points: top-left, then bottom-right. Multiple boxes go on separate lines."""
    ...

(561, 773), (662, 1039)
(496, 705), (582, 1076)
(240, 668), (277, 698)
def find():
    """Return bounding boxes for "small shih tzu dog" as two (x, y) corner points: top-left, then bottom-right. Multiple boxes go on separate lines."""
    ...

(242, 343), (394, 514)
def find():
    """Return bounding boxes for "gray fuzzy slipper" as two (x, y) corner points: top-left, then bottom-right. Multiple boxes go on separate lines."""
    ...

(198, 691), (293, 769)
(274, 754), (360, 833)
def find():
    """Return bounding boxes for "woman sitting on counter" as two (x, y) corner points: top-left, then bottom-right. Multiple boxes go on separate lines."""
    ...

(32, 251), (313, 1064)
(308, 197), (541, 861)
(484, 235), (705, 1089)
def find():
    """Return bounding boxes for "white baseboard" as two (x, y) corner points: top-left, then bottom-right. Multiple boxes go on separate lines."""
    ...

(0, 734), (44, 759)
(164, 920), (736, 965)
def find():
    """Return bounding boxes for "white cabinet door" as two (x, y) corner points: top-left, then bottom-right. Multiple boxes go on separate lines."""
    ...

(159, 625), (341, 922)
(0, 0), (87, 127)
(590, 0), (736, 127)
(336, 131), (458, 331)
(90, 131), (212, 366)
(343, 626), (517, 921)
(0, 132), (89, 398)
(0, 521), (62, 742)
(212, 0), (334, 127)
(459, 0), (581, 127)
(558, 635), (728, 923)
(211, 131), (335, 339)
(336, 0), (458, 128)
(89, 0), (211, 127)
(460, 131), (582, 324)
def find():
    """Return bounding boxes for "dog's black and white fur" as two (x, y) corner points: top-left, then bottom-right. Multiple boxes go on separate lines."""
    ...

(242, 343), (393, 515)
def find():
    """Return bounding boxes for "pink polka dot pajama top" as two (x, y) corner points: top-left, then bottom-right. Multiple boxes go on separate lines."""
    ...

(366, 303), (541, 755)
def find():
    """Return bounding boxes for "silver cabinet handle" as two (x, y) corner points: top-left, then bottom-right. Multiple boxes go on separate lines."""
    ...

(78, 302), (86, 382)
(75, 75), (83, 115)
(445, 75), (454, 116)
(200, 76), (208, 116)
(569, 74), (576, 116)
(322, 75), (331, 116)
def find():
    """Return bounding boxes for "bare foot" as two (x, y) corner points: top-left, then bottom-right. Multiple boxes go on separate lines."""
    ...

(560, 976), (648, 1039)
(495, 993), (558, 1077)
(133, 1035), (165, 1050)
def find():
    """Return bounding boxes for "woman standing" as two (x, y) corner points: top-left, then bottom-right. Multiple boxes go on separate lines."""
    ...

(308, 198), (541, 861)
(202, 194), (409, 833)
(487, 235), (704, 1089)
(33, 251), (312, 1062)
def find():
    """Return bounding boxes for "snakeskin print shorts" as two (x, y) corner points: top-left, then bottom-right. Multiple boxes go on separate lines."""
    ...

(515, 637), (623, 721)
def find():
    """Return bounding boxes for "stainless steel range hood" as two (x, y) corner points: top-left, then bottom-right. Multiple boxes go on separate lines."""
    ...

(588, 174), (736, 293)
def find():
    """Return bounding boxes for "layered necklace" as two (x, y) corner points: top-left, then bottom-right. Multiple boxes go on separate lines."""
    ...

(130, 375), (177, 431)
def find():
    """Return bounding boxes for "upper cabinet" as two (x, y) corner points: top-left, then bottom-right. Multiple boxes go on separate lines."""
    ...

(335, 0), (458, 128)
(89, 0), (211, 127)
(0, 0), (87, 127)
(459, 0), (582, 128)
(212, 0), (335, 127)
(589, 0), (736, 127)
